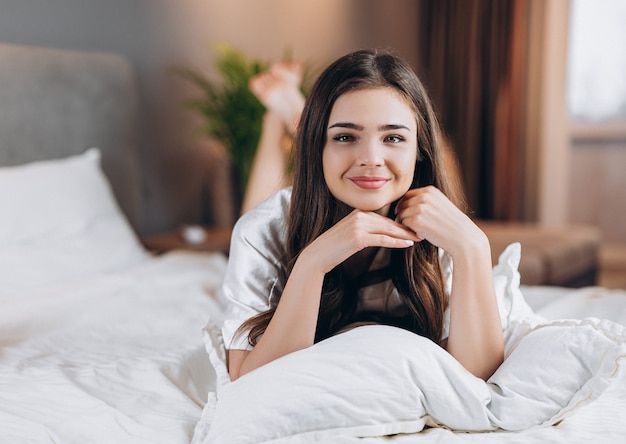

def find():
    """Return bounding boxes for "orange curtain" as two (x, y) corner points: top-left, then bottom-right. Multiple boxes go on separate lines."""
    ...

(416, 0), (528, 220)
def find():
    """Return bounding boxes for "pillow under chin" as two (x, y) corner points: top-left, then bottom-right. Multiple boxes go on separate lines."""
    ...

(194, 243), (623, 443)
(195, 320), (625, 443)
(194, 325), (492, 444)
(195, 245), (524, 443)
(0, 148), (147, 297)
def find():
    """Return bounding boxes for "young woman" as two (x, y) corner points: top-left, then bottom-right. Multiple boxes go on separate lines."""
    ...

(221, 48), (504, 382)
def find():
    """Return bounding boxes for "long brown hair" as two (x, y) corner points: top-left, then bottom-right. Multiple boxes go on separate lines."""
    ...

(240, 48), (465, 346)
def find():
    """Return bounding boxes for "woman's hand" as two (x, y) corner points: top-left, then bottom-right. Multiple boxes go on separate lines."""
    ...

(300, 209), (421, 274)
(230, 209), (418, 380)
(396, 186), (504, 380)
(394, 186), (486, 258)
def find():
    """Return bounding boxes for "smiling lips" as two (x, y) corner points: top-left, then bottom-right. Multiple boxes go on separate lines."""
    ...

(349, 176), (390, 189)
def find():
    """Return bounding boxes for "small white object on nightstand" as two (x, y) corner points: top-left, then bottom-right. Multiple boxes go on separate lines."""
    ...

(181, 225), (207, 244)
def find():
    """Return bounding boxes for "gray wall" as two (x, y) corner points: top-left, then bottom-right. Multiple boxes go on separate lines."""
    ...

(0, 0), (191, 234)
(0, 0), (421, 234)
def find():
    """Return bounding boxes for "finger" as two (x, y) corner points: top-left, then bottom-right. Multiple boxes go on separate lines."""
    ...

(369, 233), (419, 249)
(365, 213), (421, 241)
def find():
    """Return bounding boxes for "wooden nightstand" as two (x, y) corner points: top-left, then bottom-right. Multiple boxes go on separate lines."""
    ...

(141, 226), (232, 255)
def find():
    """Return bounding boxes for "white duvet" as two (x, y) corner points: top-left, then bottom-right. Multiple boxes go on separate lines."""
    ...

(194, 244), (626, 444)
(1, 246), (626, 444)
(0, 251), (227, 444)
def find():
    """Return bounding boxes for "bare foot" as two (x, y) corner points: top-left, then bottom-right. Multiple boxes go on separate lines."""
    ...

(249, 61), (305, 133)
(270, 61), (303, 88)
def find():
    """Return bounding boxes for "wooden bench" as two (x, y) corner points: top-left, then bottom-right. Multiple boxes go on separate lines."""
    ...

(479, 221), (602, 287)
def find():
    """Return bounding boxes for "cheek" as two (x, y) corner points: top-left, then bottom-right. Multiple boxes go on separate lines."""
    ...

(399, 167), (416, 190)
(322, 148), (346, 178)
(397, 153), (417, 187)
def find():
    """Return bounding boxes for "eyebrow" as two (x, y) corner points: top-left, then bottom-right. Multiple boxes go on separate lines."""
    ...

(328, 122), (412, 131)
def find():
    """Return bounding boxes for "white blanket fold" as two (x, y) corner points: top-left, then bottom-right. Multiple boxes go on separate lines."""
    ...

(0, 251), (228, 444)
(196, 320), (626, 444)
(195, 244), (626, 443)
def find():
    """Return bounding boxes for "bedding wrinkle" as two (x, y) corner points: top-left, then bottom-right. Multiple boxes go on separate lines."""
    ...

(1, 251), (228, 443)
(195, 243), (626, 443)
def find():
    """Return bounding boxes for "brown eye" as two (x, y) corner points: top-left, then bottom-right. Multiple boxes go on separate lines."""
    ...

(385, 135), (405, 143)
(333, 134), (355, 142)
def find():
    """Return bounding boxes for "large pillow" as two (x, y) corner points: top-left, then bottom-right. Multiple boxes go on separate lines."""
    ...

(195, 319), (626, 443)
(0, 148), (148, 297)
(195, 244), (626, 442)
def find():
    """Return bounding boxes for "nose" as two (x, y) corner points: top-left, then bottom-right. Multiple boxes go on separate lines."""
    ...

(357, 138), (384, 167)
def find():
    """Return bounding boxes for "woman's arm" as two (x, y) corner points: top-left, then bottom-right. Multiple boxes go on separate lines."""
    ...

(228, 210), (420, 381)
(228, 254), (325, 380)
(395, 186), (504, 380)
(444, 232), (503, 380)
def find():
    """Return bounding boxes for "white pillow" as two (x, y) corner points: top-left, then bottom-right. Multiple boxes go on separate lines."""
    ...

(197, 326), (492, 443)
(0, 149), (148, 297)
(196, 320), (626, 443)
(194, 244), (625, 442)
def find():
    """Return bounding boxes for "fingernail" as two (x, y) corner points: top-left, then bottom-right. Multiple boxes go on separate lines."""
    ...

(404, 240), (414, 247)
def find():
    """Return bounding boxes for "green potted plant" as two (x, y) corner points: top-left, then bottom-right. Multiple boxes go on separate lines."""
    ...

(179, 44), (270, 203)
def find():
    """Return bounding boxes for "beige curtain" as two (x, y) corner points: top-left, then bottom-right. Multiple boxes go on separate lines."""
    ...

(416, 0), (528, 220)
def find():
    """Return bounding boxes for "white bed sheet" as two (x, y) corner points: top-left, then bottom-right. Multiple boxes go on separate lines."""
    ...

(2, 247), (625, 444)
(0, 250), (227, 444)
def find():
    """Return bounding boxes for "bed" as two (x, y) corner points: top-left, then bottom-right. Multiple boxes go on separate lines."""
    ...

(1, 42), (625, 444)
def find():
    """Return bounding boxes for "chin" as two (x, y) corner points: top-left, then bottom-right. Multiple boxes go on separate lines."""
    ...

(350, 199), (392, 215)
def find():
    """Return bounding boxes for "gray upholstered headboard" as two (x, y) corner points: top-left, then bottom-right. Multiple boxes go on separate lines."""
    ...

(0, 42), (142, 230)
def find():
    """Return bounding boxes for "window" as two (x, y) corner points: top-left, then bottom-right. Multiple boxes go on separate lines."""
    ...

(567, 0), (626, 122)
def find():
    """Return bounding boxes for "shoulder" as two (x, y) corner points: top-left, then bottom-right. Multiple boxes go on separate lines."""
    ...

(237, 186), (291, 222)
(231, 187), (291, 259)
(221, 187), (291, 328)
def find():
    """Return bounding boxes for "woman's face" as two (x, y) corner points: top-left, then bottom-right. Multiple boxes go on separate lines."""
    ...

(322, 87), (418, 216)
